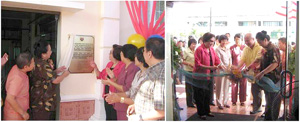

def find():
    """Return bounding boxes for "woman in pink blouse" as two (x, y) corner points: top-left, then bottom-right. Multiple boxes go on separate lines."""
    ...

(230, 34), (246, 106)
(193, 32), (223, 120)
(101, 44), (139, 120)
(90, 44), (125, 120)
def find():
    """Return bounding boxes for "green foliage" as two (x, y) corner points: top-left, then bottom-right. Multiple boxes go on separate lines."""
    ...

(288, 47), (296, 75)
(171, 38), (182, 71)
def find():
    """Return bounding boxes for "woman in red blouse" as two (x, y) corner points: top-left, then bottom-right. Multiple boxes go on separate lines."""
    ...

(193, 32), (223, 120)
(101, 44), (139, 120)
(90, 44), (125, 120)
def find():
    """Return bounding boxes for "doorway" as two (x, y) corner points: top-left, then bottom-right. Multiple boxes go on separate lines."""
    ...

(1, 8), (59, 119)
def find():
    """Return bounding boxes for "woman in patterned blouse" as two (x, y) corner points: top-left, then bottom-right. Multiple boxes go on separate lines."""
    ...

(29, 41), (69, 120)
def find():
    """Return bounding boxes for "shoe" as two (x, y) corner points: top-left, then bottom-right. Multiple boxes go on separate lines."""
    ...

(210, 102), (216, 106)
(240, 103), (245, 106)
(250, 110), (262, 114)
(199, 115), (207, 120)
(218, 106), (224, 110)
(224, 105), (230, 108)
(232, 103), (236, 106)
(207, 113), (215, 117)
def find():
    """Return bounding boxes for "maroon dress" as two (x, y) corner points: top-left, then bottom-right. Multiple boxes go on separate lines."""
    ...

(230, 44), (247, 103)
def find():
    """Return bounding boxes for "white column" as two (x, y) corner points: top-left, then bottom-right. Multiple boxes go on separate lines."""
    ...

(89, 80), (106, 121)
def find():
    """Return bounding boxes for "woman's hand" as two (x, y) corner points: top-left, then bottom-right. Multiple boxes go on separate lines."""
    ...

(48, 59), (54, 69)
(127, 104), (135, 116)
(56, 66), (67, 74)
(1, 53), (8, 66)
(62, 70), (70, 78)
(104, 93), (120, 104)
(189, 63), (194, 69)
(90, 60), (97, 69)
(255, 71), (264, 80)
(106, 68), (115, 79)
(101, 79), (111, 85)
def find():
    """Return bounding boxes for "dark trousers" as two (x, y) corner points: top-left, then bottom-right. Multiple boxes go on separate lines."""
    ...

(264, 91), (281, 120)
(193, 82), (211, 116)
(104, 100), (117, 120)
(104, 86), (117, 120)
(31, 110), (56, 120)
(251, 83), (262, 111)
(185, 72), (194, 106)
(209, 79), (214, 103)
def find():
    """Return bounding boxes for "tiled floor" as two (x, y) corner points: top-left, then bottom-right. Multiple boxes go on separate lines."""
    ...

(176, 81), (285, 121)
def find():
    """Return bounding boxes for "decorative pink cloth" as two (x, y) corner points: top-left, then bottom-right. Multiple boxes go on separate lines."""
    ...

(4, 65), (29, 120)
(97, 61), (125, 98)
(193, 44), (221, 80)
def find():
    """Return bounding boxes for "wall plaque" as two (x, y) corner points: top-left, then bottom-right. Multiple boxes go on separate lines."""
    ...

(69, 35), (94, 73)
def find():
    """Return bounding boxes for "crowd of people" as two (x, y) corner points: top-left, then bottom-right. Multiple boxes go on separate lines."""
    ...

(1, 36), (165, 121)
(175, 31), (291, 120)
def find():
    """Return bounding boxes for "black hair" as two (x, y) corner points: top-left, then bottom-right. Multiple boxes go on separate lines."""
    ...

(188, 35), (194, 40)
(218, 35), (228, 43)
(145, 37), (165, 60)
(225, 33), (230, 36)
(16, 52), (33, 69)
(112, 44), (122, 61)
(135, 47), (149, 68)
(216, 35), (220, 40)
(202, 32), (215, 43)
(278, 37), (286, 44)
(234, 33), (241, 39)
(291, 42), (296, 45)
(256, 30), (270, 41)
(34, 40), (49, 58)
(188, 39), (197, 47)
(198, 36), (203, 44)
(121, 44), (137, 62)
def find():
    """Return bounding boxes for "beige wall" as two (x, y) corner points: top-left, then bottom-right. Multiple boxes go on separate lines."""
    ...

(59, 1), (102, 96)
(119, 1), (136, 45)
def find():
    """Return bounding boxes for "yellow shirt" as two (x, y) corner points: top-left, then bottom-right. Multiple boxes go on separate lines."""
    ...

(240, 42), (263, 67)
(183, 47), (195, 71)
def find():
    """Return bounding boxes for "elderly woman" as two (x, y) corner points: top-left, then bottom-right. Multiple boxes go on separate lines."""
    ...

(90, 44), (124, 120)
(30, 41), (69, 120)
(215, 35), (232, 109)
(104, 47), (149, 105)
(101, 44), (139, 120)
(193, 32), (223, 120)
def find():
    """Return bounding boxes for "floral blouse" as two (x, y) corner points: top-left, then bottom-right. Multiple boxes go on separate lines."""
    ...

(29, 58), (57, 112)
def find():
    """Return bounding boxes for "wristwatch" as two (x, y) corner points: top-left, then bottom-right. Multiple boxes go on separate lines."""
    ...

(120, 97), (125, 103)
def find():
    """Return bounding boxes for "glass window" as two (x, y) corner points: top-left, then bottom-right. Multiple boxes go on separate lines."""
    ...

(196, 21), (208, 27)
(155, 1), (165, 25)
(263, 21), (283, 26)
(215, 21), (227, 26)
(238, 21), (256, 26)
